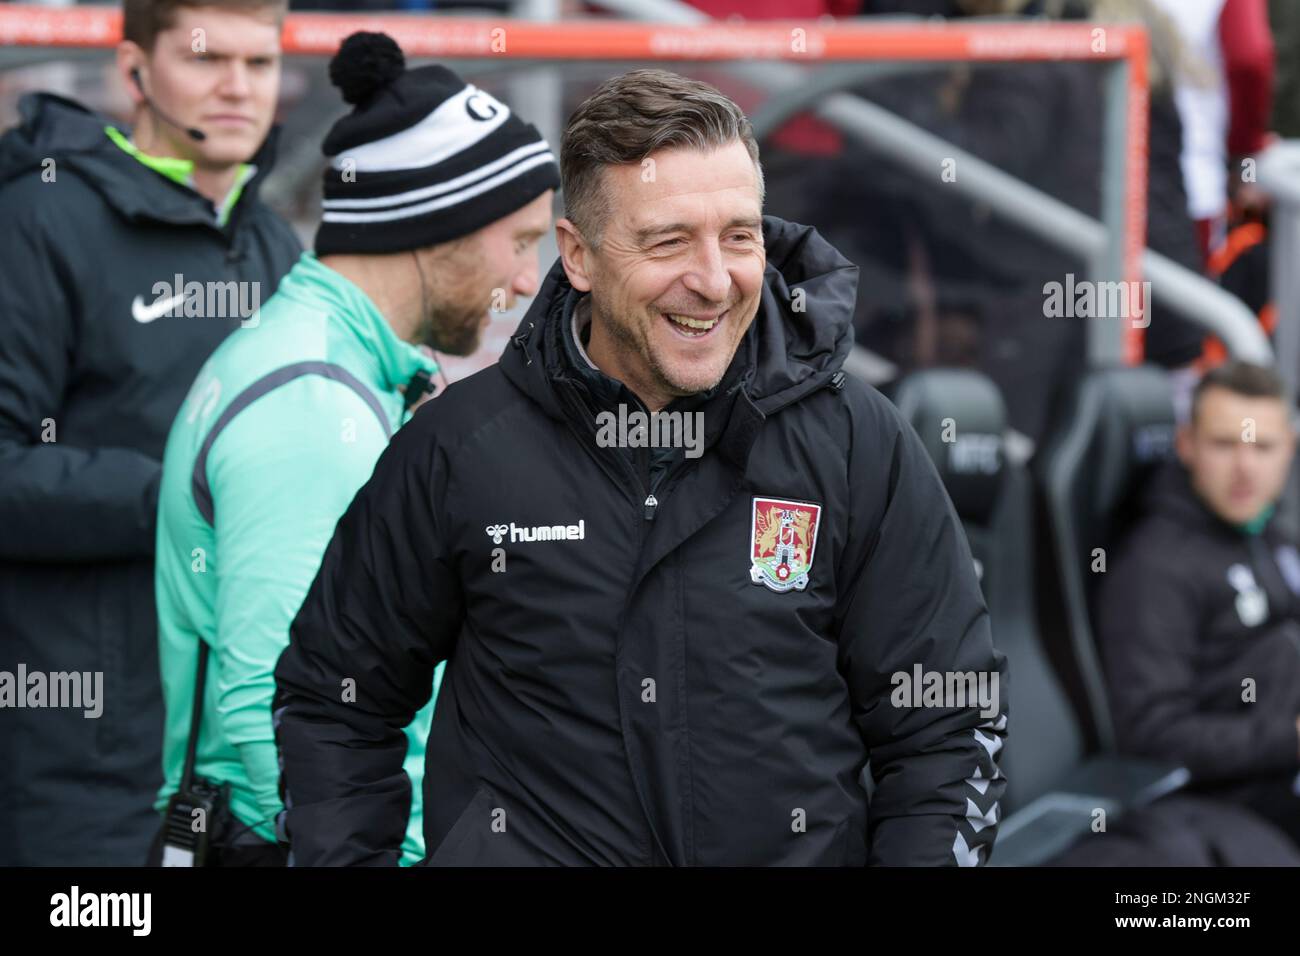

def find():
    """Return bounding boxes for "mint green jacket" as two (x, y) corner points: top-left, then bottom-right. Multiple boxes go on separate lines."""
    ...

(154, 252), (442, 863)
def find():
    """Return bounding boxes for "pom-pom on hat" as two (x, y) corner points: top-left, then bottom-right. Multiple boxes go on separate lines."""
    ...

(315, 32), (559, 256)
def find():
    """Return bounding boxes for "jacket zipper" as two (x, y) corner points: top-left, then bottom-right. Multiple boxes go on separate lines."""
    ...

(639, 444), (660, 528)
(547, 371), (675, 863)
(630, 393), (664, 522)
(643, 451), (665, 522)
(644, 461), (675, 521)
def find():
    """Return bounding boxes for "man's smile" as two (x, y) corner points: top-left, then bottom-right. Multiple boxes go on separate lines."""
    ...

(661, 308), (727, 340)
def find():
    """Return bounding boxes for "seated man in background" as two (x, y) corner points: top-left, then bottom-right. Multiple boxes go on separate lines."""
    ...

(1099, 361), (1300, 848)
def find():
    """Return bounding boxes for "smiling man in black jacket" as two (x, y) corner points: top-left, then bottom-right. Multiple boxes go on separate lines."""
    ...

(273, 69), (1008, 867)
(0, 0), (299, 865)
(1099, 361), (1300, 848)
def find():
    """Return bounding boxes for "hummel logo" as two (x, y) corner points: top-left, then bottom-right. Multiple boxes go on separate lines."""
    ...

(486, 521), (585, 544)
(131, 293), (186, 324)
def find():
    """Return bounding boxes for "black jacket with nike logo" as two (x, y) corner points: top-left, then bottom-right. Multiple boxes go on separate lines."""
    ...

(273, 217), (1008, 866)
(0, 93), (300, 864)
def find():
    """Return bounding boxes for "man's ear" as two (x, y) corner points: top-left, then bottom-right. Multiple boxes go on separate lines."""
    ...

(555, 218), (593, 293)
(116, 41), (148, 107)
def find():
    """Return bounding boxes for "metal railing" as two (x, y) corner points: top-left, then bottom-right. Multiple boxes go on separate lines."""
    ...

(1259, 141), (1300, 398)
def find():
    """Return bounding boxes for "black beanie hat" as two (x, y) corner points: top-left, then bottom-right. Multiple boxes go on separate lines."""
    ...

(314, 32), (559, 256)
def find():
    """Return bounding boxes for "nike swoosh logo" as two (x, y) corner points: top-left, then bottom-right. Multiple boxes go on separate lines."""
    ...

(131, 293), (187, 324)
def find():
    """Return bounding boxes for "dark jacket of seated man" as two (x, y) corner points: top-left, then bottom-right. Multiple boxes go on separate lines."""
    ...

(1098, 361), (1300, 846)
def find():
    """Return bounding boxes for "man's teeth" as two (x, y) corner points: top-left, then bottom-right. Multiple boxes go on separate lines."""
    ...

(666, 313), (719, 335)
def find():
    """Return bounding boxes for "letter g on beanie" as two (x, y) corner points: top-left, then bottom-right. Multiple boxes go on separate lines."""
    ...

(315, 32), (560, 256)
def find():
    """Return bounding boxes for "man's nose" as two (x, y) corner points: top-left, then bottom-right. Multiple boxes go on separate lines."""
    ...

(218, 62), (251, 98)
(512, 253), (541, 299)
(681, 241), (731, 305)
(1235, 440), (1262, 474)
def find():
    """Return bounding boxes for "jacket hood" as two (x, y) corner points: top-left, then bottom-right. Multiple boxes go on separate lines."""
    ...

(499, 215), (858, 424)
(0, 92), (280, 227)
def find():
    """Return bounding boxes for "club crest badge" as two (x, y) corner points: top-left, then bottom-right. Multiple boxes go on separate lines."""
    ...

(1227, 563), (1268, 627)
(749, 497), (822, 593)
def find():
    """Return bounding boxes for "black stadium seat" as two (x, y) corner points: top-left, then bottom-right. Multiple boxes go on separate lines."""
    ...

(1034, 364), (1181, 752)
(893, 371), (1005, 528)
(892, 367), (1188, 866)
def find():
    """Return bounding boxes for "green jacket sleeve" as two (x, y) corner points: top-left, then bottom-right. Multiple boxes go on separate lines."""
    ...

(208, 375), (391, 830)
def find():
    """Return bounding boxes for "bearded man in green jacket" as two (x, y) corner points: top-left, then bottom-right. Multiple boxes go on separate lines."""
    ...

(150, 32), (557, 866)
